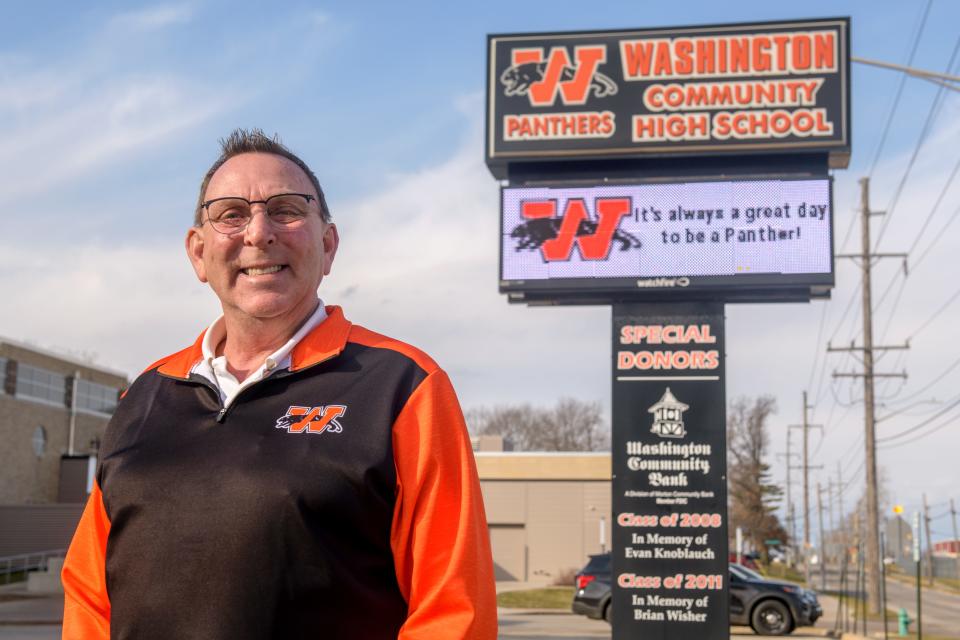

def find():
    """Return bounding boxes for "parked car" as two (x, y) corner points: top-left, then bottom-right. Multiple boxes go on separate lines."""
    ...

(729, 563), (822, 634)
(571, 554), (822, 635)
(729, 552), (760, 570)
(571, 554), (613, 622)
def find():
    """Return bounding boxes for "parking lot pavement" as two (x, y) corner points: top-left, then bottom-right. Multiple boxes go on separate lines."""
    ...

(0, 592), (61, 640)
(497, 609), (830, 639)
(0, 626), (60, 640)
(498, 609), (610, 639)
(0, 595), (833, 640)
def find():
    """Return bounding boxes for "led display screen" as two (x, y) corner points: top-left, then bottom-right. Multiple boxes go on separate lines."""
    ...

(500, 178), (833, 301)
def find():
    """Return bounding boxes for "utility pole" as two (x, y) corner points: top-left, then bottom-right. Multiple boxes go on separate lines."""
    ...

(777, 431), (800, 560)
(836, 465), (846, 582)
(818, 482), (827, 590)
(790, 391), (822, 585)
(830, 177), (908, 613)
(837, 463), (845, 538)
(923, 494), (934, 586)
(950, 499), (959, 587)
(827, 479), (836, 564)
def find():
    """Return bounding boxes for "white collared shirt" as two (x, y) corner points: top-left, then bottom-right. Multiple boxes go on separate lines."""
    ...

(191, 302), (328, 408)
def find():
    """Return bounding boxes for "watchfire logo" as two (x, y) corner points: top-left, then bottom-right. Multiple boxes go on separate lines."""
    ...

(275, 405), (346, 435)
(510, 197), (640, 261)
(500, 45), (618, 107)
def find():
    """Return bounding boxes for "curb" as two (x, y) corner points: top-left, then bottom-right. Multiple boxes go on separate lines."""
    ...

(824, 632), (870, 640)
(497, 607), (574, 615)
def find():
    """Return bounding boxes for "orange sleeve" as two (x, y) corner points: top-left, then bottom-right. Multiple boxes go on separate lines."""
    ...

(390, 369), (497, 639)
(61, 480), (111, 640)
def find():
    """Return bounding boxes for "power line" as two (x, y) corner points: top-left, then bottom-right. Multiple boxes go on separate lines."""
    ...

(840, 459), (866, 494)
(879, 413), (958, 449)
(877, 396), (960, 442)
(865, 0), (934, 178)
(829, 376), (860, 408)
(907, 283), (960, 339)
(806, 302), (829, 392)
(886, 353), (960, 405)
(827, 283), (862, 343)
(878, 274), (909, 344)
(913, 202), (960, 270)
(810, 378), (857, 468)
(870, 152), (960, 348)
(839, 434), (864, 465)
(906, 154), (960, 256)
(874, 282), (960, 399)
(837, 203), (861, 255)
(873, 269), (906, 316)
(873, 35), (960, 250)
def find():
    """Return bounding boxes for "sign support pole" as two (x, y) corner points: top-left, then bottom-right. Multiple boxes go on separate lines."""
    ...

(611, 302), (728, 639)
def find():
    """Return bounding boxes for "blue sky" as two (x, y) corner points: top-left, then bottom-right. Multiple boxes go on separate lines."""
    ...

(2, 1), (959, 541)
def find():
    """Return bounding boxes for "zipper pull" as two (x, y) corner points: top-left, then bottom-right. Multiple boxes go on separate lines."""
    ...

(216, 408), (228, 423)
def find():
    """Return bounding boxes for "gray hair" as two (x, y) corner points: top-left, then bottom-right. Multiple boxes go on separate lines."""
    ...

(195, 128), (331, 224)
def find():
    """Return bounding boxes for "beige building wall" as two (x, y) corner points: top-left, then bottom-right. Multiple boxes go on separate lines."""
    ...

(477, 452), (612, 583)
(0, 339), (127, 504)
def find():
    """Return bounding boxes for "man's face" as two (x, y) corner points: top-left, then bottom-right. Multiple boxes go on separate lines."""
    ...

(186, 153), (338, 326)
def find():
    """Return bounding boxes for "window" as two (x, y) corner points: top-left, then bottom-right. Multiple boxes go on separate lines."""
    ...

(16, 364), (66, 405)
(32, 426), (47, 458)
(0, 358), (6, 393)
(76, 379), (119, 415)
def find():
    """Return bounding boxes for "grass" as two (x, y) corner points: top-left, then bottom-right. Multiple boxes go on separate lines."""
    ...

(0, 571), (27, 585)
(758, 562), (805, 584)
(885, 566), (960, 594)
(497, 587), (575, 609)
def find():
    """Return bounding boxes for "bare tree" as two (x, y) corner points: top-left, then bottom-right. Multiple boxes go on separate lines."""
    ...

(727, 395), (788, 561)
(465, 398), (609, 451)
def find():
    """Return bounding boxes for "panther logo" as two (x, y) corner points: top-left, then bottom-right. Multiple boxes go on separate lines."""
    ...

(510, 218), (641, 253)
(275, 405), (346, 435)
(500, 62), (618, 101)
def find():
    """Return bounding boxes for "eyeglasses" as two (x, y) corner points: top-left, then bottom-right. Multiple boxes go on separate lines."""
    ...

(200, 193), (316, 235)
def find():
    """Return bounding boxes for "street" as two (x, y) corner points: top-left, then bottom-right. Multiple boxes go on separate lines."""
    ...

(1, 576), (956, 640)
(812, 564), (960, 638)
(497, 609), (828, 639)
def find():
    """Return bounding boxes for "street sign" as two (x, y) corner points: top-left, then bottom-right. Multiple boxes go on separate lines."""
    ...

(912, 513), (921, 563)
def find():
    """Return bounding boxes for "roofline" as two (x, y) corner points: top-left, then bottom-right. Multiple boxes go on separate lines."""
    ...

(0, 337), (128, 380)
(474, 451), (610, 457)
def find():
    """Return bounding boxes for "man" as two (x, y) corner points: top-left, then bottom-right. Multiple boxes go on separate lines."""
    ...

(61, 129), (497, 639)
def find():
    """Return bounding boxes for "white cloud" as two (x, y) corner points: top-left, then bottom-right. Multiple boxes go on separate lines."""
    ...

(761, 104), (960, 517)
(0, 5), (231, 205)
(306, 10), (331, 27)
(328, 119), (610, 408)
(0, 76), (225, 202)
(108, 4), (193, 31)
(0, 240), (218, 375)
(0, 108), (611, 409)
(3, 82), (958, 515)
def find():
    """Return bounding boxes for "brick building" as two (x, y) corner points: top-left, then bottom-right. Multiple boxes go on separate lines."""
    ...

(472, 440), (611, 583)
(0, 338), (127, 504)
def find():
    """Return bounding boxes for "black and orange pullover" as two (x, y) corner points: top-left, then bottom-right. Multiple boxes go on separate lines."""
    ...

(61, 306), (497, 639)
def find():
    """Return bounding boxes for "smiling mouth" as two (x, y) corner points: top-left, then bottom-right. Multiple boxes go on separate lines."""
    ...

(241, 265), (286, 276)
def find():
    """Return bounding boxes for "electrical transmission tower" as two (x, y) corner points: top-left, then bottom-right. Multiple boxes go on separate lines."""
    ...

(829, 177), (908, 614)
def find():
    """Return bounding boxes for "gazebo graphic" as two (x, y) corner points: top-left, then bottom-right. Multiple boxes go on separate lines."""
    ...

(648, 387), (689, 438)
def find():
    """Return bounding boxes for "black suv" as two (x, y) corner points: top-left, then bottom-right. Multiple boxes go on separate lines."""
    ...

(572, 554), (822, 635)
